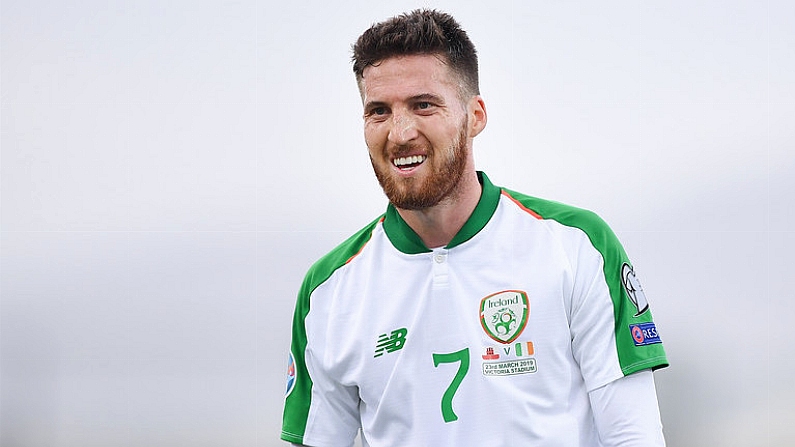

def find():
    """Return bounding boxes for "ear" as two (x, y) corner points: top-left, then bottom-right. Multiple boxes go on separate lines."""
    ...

(467, 95), (487, 138)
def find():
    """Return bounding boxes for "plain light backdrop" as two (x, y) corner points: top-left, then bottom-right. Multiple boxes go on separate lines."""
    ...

(1, 0), (793, 446)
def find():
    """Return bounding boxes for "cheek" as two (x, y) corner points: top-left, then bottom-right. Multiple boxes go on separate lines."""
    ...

(364, 124), (386, 152)
(428, 122), (462, 149)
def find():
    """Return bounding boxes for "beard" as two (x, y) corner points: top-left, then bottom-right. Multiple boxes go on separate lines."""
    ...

(371, 121), (469, 211)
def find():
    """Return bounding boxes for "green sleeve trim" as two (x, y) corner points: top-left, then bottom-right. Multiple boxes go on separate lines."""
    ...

(501, 189), (668, 375)
(280, 430), (305, 444)
(281, 215), (383, 444)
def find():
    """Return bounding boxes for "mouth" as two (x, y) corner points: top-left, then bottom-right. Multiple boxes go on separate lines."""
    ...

(392, 155), (427, 172)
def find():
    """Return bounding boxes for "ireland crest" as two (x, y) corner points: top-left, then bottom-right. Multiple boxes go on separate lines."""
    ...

(480, 290), (529, 344)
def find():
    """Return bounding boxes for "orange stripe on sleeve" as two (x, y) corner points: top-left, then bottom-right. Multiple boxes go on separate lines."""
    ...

(501, 191), (543, 220)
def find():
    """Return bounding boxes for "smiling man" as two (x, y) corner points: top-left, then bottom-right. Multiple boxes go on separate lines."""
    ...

(282, 9), (668, 447)
(361, 52), (485, 248)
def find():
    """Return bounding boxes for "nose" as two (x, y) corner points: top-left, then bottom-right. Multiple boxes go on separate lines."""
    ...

(387, 110), (418, 146)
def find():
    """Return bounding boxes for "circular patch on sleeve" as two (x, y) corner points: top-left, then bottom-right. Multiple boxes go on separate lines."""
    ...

(285, 353), (296, 397)
(621, 263), (650, 316)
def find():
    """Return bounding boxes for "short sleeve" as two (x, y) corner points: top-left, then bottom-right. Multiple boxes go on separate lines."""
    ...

(567, 212), (668, 387)
(282, 271), (362, 446)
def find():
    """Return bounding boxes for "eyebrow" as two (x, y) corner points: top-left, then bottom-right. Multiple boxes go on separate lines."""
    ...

(409, 93), (445, 104)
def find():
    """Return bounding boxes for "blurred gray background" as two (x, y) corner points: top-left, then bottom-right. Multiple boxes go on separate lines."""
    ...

(2, 0), (793, 446)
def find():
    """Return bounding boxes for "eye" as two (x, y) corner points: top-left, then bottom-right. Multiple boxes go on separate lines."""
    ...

(416, 102), (432, 110)
(366, 106), (389, 118)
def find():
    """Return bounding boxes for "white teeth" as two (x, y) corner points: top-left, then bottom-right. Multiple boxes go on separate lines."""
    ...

(393, 155), (426, 167)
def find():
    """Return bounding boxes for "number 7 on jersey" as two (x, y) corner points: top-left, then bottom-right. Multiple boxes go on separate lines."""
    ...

(432, 348), (470, 423)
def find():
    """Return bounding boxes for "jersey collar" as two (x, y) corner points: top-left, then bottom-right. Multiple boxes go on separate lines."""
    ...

(382, 171), (501, 254)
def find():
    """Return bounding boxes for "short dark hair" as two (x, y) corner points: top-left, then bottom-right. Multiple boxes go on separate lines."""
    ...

(352, 9), (479, 97)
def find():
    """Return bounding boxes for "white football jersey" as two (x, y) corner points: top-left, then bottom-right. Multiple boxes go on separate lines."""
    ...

(282, 172), (667, 447)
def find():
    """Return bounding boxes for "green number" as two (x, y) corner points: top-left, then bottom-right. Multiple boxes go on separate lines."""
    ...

(432, 348), (470, 423)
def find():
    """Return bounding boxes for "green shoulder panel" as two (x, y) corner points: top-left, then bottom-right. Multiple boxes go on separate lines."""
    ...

(501, 189), (668, 376)
(281, 215), (384, 444)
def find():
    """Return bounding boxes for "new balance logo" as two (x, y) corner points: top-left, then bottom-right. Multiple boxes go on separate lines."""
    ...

(374, 328), (408, 357)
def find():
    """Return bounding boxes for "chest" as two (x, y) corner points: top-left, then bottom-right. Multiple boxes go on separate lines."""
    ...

(316, 232), (580, 386)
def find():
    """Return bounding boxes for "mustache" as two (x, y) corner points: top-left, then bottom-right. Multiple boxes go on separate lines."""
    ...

(386, 142), (432, 157)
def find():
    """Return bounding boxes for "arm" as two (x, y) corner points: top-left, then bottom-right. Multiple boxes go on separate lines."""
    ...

(588, 369), (666, 446)
(282, 270), (361, 447)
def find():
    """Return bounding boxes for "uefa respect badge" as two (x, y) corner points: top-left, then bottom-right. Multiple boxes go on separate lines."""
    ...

(480, 290), (529, 344)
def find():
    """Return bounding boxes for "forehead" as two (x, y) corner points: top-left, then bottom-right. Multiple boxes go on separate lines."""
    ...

(360, 54), (460, 102)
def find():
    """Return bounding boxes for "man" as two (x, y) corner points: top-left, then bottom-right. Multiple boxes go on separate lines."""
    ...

(282, 9), (668, 447)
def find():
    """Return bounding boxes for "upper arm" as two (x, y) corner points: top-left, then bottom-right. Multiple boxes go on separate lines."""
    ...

(588, 370), (666, 446)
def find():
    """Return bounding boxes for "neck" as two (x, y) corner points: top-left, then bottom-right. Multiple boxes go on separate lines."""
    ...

(395, 169), (482, 249)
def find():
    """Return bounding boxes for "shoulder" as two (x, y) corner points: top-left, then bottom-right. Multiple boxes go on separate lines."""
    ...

(499, 187), (627, 265)
(501, 188), (614, 236)
(300, 214), (385, 298)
